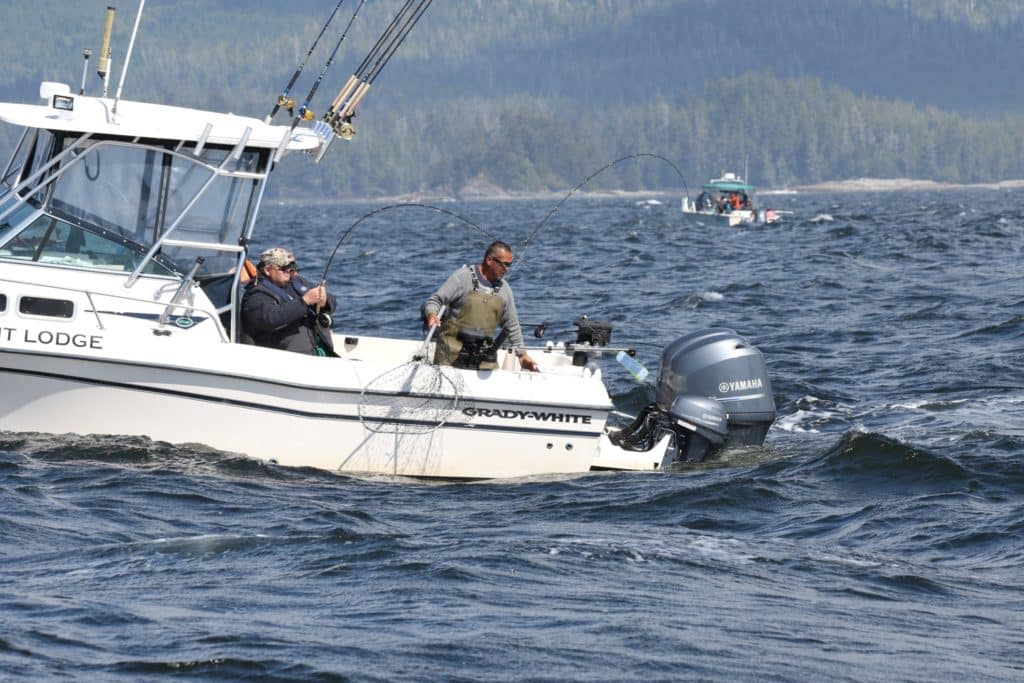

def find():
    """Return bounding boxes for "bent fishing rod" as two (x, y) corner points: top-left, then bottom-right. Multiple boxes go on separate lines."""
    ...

(520, 153), (689, 260)
(266, 0), (347, 122)
(317, 202), (496, 285)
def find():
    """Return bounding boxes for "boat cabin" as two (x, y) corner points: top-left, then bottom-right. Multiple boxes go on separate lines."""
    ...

(0, 81), (320, 340)
(693, 172), (757, 214)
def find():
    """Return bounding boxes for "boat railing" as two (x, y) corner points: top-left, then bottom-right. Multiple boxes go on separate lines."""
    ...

(0, 131), (94, 226)
(125, 126), (263, 289)
(0, 272), (228, 342)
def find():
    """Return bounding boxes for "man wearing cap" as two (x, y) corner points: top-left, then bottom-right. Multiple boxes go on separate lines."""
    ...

(241, 247), (337, 356)
(422, 240), (538, 372)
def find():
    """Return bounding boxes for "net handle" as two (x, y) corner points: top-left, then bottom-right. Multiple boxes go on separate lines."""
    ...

(418, 304), (445, 363)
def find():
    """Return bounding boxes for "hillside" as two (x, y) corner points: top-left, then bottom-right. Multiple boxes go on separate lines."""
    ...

(2, 0), (1024, 197)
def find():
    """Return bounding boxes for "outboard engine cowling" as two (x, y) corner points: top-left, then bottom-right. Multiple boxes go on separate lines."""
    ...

(606, 327), (775, 465)
(667, 395), (729, 461)
(657, 327), (775, 459)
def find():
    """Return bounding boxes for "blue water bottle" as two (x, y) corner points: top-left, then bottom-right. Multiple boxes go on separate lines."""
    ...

(616, 350), (649, 382)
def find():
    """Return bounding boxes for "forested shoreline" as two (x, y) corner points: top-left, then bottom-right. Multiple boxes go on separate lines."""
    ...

(3, 0), (1024, 198)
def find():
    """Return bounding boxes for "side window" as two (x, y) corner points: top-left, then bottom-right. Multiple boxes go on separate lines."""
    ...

(0, 293), (6, 312)
(19, 296), (74, 318)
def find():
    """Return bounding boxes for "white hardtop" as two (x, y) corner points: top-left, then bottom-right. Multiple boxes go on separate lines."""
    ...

(0, 82), (319, 152)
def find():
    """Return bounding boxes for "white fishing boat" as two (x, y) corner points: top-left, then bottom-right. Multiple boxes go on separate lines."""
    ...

(0, 3), (775, 479)
(681, 172), (782, 226)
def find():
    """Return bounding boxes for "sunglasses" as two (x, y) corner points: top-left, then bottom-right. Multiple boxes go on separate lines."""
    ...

(490, 256), (512, 269)
(277, 261), (298, 272)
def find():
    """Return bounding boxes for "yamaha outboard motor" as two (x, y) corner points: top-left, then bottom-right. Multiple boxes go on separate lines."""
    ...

(657, 327), (775, 461)
(609, 327), (775, 463)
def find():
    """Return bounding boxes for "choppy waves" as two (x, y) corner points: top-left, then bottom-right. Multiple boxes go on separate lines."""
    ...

(3, 190), (1024, 680)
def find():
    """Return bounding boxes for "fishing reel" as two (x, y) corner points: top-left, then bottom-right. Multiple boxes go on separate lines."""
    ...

(453, 327), (509, 370)
(277, 95), (296, 116)
(293, 279), (333, 328)
(336, 118), (357, 140)
(574, 315), (612, 346)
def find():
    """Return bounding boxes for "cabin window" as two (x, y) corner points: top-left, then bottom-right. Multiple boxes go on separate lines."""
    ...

(0, 293), (6, 312)
(2, 129), (58, 201)
(50, 142), (162, 245)
(0, 213), (175, 276)
(0, 195), (39, 240)
(19, 296), (74, 319)
(159, 146), (261, 276)
(47, 139), (261, 277)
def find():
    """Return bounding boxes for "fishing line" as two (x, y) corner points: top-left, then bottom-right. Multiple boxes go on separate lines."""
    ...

(319, 202), (496, 284)
(266, 0), (347, 122)
(519, 153), (689, 262)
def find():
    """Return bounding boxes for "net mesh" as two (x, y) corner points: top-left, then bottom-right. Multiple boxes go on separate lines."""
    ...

(358, 360), (465, 434)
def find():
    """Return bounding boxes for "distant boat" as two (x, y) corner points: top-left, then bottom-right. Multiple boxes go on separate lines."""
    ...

(681, 172), (782, 226)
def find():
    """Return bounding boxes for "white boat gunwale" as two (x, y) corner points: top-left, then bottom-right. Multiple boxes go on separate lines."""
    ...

(0, 352), (608, 440)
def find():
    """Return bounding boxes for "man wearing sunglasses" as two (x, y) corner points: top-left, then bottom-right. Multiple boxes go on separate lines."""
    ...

(423, 240), (539, 372)
(241, 247), (336, 356)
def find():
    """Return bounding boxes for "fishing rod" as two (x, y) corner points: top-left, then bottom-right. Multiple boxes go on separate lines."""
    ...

(348, 0), (418, 90)
(286, 0), (367, 130)
(323, 0), (432, 138)
(318, 202), (496, 285)
(361, 0), (431, 87)
(323, 0), (419, 131)
(520, 153), (689, 256)
(266, 0), (347, 123)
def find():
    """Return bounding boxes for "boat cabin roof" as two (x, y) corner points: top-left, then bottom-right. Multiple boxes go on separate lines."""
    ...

(0, 82), (319, 152)
(702, 172), (756, 193)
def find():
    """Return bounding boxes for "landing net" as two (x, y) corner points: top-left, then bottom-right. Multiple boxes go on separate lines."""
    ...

(358, 361), (464, 434)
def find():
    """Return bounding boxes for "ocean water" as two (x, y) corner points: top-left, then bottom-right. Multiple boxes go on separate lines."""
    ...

(2, 189), (1023, 680)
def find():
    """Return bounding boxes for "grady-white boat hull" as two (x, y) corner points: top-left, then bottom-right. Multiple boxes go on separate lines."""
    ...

(0, 291), (644, 479)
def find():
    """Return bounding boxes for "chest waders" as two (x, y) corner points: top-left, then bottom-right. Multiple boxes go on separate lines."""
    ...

(435, 268), (504, 369)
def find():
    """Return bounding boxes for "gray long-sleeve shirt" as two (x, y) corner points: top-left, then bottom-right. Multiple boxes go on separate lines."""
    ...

(422, 264), (527, 353)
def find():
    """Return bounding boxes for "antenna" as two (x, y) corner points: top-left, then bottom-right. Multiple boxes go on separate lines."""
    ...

(97, 6), (116, 97)
(113, 0), (146, 116)
(79, 48), (92, 95)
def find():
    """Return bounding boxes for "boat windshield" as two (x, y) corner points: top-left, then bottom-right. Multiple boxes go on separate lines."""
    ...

(0, 212), (176, 276)
(0, 193), (38, 241)
(47, 137), (262, 275)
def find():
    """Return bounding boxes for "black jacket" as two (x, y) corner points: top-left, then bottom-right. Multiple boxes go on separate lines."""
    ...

(241, 275), (336, 356)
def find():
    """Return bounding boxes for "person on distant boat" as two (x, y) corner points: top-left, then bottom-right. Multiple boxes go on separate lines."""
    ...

(729, 192), (742, 210)
(241, 247), (336, 356)
(422, 240), (539, 372)
(696, 190), (714, 211)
